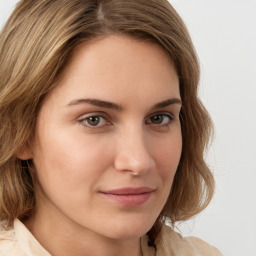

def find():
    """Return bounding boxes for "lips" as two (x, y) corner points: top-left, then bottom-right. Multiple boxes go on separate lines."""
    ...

(100, 187), (155, 207)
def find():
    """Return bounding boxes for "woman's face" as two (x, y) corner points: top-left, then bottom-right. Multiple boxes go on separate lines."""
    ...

(28, 35), (182, 239)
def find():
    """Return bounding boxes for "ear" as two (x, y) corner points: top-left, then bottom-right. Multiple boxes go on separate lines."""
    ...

(16, 143), (33, 160)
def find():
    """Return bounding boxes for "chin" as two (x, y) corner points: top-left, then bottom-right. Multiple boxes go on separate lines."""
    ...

(101, 217), (155, 240)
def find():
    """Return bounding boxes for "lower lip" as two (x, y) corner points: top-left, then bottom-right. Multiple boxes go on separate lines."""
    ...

(100, 192), (152, 207)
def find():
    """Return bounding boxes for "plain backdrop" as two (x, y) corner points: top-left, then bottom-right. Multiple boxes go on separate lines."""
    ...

(1, 1), (256, 255)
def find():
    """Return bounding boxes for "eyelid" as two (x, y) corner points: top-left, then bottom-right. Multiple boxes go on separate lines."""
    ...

(144, 112), (177, 131)
(76, 110), (178, 130)
(78, 112), (112, 128)
(146, 111), (175, 121)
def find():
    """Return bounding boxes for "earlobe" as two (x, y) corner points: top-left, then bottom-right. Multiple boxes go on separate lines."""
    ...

(16, 144), (33, 160)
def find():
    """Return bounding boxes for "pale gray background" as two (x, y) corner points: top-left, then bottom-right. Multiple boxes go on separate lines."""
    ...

(1, 1), (256, 255)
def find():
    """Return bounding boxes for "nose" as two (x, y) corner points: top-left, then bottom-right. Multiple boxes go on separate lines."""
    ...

(114, 126), (156, 175)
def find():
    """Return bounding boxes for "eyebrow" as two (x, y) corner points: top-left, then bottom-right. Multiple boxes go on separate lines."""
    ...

(153, 98), (182, 109)
(67, 97), (182, 111)
(67, 98), (123, 111)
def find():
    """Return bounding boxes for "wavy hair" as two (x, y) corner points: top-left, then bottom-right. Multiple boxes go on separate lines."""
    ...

(0, 0), (214, 243)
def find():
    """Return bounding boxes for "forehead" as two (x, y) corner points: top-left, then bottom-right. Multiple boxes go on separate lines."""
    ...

(44, 35), (180, 108)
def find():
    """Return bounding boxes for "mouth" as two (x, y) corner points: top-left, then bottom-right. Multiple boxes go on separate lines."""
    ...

(99, 187), (155, 207)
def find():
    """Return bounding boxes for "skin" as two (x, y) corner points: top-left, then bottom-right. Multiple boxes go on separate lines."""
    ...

(22, 35), (182, 256)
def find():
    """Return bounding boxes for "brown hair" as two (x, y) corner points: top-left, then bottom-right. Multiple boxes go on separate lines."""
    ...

(0, 0), (214, 243)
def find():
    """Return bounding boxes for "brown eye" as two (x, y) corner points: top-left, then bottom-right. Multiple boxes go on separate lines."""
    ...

(146, 113), (174, 125)
(82, 115), (108, 127)
(150, 115), (164, 124)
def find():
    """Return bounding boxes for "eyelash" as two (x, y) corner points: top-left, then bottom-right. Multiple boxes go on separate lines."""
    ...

(145, 113), (174, 126)
(79, 114), (110, 128)
(78, 112), (175, 129)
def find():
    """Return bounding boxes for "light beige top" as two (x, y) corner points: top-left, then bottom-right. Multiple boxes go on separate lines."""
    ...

(0, 219), (223, 256)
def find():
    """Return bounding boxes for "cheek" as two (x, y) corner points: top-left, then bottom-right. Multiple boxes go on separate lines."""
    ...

(32, 128), (114, 190)
(148, 131), (182, 217)
(32, 132), (116, 219)
(154, 132), (182, 181)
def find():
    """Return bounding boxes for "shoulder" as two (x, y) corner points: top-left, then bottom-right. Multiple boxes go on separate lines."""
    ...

(156, 224), (223, 256)
(183, 236), (223, 256)
(0, 224), (26, 256)
(1, 219), (51, 256)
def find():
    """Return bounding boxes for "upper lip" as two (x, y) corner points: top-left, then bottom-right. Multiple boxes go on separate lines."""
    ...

(101, 187), (155, 195)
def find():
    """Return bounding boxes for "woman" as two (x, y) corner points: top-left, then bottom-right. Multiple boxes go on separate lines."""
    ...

(0, 0), (222, 255)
